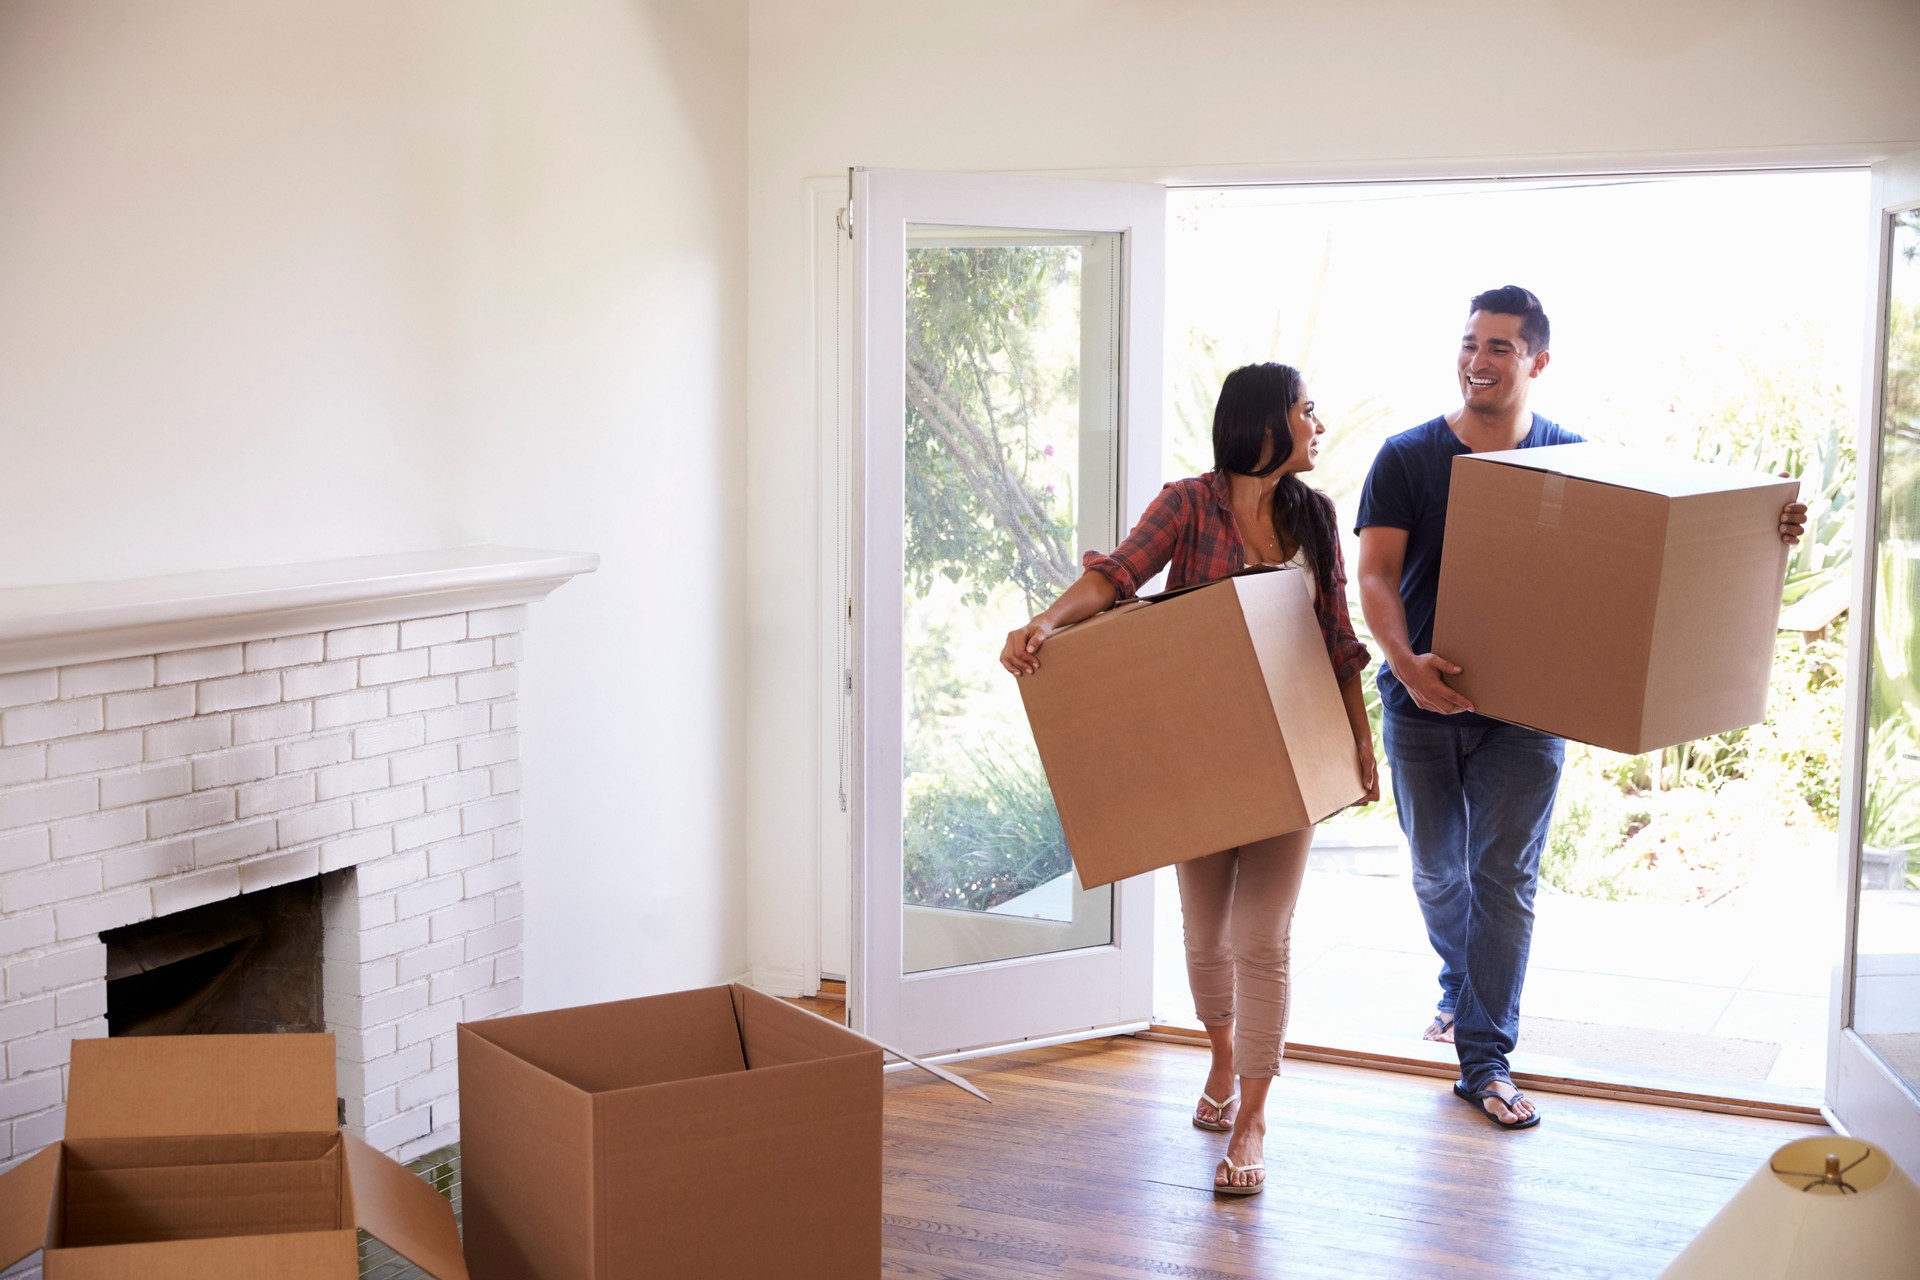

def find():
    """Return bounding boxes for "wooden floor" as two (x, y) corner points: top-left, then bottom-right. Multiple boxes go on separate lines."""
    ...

(354, 987), (1821, 1279)
(877, 1034), (1822, 1279)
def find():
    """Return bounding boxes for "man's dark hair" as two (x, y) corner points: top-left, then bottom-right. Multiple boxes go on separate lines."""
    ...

(1469, 285), (1550, 355)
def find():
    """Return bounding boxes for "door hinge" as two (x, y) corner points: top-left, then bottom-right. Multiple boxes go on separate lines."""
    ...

(843, 668), (854, 694)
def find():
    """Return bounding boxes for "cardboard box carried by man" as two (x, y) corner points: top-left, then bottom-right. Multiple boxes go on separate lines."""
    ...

(1433, 443), (1799, 754)
(0, 1033), (467, 1280)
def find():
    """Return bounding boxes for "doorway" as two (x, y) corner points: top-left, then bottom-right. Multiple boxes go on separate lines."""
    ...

(1153, 170), (1871, 1105)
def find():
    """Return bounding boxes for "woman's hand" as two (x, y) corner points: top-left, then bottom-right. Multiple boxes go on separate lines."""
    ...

(1000, 618), (1056, 676)
(998, 571), (1119, 676)
(1354, 740), (1380, 806)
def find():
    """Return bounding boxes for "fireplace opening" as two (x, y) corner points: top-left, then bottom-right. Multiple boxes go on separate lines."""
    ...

(102, 874), (339, 1037)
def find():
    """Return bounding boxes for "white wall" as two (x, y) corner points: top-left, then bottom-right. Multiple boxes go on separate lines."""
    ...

(0, 1), (751, 1008)
(742, 0), (1920, 990)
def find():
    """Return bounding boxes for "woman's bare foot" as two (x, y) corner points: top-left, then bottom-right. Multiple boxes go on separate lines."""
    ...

(1213, 1075), (1273, 1194)
(1196, 1024), (1239, 1129)
(1215, 1120), (1266, 1192)
(1194, 1062), (1239, 1129)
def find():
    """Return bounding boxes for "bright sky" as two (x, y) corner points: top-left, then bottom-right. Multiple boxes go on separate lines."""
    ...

(1164, 171), (1874, 508)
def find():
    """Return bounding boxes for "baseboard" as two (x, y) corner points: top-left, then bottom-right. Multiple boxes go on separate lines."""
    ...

(746, 967), (811, 998)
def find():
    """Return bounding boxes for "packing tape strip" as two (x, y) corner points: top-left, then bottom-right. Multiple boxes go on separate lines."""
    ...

(1537, 473), (1566, 527)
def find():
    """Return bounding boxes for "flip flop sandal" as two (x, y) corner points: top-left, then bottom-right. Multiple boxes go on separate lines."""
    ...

(1213, 1156), (1266, 1196)
(1453, 1079), (1541, 1130)
(1192, 1090), (1239, 1132)
(1422, 1013), (1456, 1043)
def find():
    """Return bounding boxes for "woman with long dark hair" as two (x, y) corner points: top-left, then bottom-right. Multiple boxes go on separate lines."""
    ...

(1000, 363), (1377, 1195)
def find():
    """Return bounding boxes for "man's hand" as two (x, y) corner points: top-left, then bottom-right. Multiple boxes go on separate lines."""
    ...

(1779, 500), (1808, 545)
(1397, 652), (1474, 715)
(1776, 472), (1808, 545)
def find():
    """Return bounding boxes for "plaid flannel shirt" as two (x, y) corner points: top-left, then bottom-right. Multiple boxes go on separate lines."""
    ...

(1081, 472), (1371, 688)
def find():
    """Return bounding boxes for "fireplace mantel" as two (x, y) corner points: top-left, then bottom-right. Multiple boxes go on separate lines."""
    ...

(0, 546), (600, 676)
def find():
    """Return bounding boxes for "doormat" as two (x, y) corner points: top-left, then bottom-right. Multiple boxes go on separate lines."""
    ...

(1518, 1016), (1781, 1081)
(1863, 1032), (1920, 1085)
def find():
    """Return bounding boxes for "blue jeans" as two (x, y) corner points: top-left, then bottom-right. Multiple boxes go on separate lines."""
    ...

(1383, 709), (1564, 1093)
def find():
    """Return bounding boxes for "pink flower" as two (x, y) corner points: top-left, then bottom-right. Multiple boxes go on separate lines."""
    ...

(1043, 444), (1055, 457)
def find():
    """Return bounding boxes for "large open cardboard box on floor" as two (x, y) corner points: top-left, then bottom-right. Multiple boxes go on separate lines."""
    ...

(0, 1033), (467, 1280)
(1433, 443), (1798, 754)
(1016, 566), (1364, 889)
(457, 983), (884, 1280)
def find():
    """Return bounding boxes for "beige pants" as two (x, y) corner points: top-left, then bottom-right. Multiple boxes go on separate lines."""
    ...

(1175, 828), (1313, 1079)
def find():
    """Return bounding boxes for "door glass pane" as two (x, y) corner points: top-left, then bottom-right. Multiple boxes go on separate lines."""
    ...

(1853, 203), (1920, 1088)
(900, 226), (1119, 975)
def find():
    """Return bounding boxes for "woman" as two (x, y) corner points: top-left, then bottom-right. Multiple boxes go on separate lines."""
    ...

(999, 363), (1377, 1196)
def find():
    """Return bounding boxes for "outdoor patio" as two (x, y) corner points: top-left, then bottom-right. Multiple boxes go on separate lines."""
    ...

(1142, 826), (1853, 1102)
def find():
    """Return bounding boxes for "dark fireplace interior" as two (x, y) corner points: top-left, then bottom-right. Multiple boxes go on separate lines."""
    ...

(103, 875), (334, 1036)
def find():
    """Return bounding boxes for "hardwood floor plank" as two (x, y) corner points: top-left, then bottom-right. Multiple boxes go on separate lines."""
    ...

(882, 1036), (1820, 1278)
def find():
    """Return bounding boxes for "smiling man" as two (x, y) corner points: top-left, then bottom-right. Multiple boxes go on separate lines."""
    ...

(1353, 286), (1580, 1131)
(1355, 286), (1806, 1131)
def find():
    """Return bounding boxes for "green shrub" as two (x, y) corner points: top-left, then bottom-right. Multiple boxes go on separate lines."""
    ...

(902, 738), (1072, 912)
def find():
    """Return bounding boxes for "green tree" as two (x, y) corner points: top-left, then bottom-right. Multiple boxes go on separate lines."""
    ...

(904, 246), (1080, 613)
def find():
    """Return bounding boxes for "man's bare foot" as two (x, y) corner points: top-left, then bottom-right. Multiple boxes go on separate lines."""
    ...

(1422, 1012), (1456, 1043)
(1453, 1077), (1540, 1130)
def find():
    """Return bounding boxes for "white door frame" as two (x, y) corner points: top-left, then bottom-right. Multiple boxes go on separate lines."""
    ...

(1827, 148), (1920, 1172)
(849, 167), (1163, 1057)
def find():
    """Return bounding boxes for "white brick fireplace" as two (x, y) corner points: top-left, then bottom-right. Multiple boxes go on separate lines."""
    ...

(0, 546), (595, 1165)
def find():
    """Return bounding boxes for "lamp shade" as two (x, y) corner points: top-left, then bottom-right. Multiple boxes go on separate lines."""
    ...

(1660, 1136), (1920, 1279)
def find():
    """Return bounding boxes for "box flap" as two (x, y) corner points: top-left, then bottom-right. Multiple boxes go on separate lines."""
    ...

(66, 1034), (338, 1139)
(342, 1133), (468, 1280)
(1137, 563), (1281, 604)
(730, 984), (869, 1068)
(463, 989), (746, 1093)
(1234, 571), (1363, 823)
(0, 1145), (60, 1271)
(729, 986), (988, 1102)
(46, 1229), (358, 1279)
(1467, 442), (1786, 499)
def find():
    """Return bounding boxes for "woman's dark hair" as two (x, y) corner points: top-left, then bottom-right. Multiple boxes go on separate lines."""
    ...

(1211, 362), (1340, 598)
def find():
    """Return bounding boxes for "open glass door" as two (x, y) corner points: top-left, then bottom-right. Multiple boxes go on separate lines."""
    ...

(851, 169), (1163, 1056)
(1830, 149), (1920, 1173)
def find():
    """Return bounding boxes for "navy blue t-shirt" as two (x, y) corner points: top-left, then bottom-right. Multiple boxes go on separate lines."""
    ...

(1353, 413), (1584, 725)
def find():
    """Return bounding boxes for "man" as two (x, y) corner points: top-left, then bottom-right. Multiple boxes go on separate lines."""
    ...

(1353, 286), (1806, 1129)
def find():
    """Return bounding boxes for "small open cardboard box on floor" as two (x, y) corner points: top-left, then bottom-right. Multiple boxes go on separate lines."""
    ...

(1433, 443), (1798, 754)
(1015, 565), (1365, 888)
(459, 982), (979, 1280)
(0, 1033), (466, 1279)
